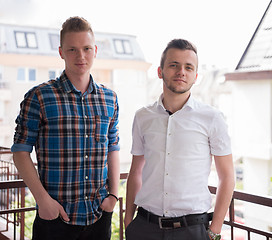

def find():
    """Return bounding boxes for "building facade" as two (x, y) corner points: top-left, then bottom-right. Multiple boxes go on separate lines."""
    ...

(225, 0), (272, 237)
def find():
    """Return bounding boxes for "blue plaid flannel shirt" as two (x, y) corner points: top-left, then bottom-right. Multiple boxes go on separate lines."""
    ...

(11, 72), (120, 225)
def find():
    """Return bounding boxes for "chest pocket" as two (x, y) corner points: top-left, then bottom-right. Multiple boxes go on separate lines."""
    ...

(95, 115), (111, 143)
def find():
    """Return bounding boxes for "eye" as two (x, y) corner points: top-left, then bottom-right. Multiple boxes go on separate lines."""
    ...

(169, 64), (177, 68)
(186, 66), (194, 71)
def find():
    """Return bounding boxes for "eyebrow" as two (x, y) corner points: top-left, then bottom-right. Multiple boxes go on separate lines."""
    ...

(168, 61), (179, 65)
(168, 61), (196, 67)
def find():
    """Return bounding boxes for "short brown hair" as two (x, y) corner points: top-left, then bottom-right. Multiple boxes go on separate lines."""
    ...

(60, 16), (94, 46)
(160, 39), (198, 69)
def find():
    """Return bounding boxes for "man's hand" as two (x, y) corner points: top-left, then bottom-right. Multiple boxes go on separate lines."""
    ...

(124, 215), (133, 229)
(38, 195), (69, 222)
(100, 195), (118, 212)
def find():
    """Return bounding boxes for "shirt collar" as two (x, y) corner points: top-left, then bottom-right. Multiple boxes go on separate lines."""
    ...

(58, 71), (97, 94)
(157, 93), (196, 113)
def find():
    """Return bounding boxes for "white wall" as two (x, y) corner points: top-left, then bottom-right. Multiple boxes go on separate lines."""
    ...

(112, 69), (148, 172)
(231, 79), (272, 236)
(231, 80), (272, 160)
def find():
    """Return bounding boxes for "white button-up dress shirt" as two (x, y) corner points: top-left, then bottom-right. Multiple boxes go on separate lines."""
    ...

(131, 95), (232, 217)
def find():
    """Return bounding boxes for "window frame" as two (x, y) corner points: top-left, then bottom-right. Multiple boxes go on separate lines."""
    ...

(113, 39), (133, 55)
(17, 67), (37, 82)
(14, 31), (38, 49)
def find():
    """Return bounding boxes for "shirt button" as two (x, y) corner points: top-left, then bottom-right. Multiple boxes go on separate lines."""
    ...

(84, 115), (88, 119)
(85, 155), (88, 159)
(82, 97), (84, 101)
(85, 176), (88, 180)
(85, 134), (88, 138)
(85, 196), (88, 200)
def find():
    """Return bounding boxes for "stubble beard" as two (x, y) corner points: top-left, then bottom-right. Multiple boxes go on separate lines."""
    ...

(162, 73), (192, 95)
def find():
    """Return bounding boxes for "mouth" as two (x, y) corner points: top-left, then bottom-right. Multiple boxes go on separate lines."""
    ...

(75, 63), (86, 67)
(173, 78), (186, 83)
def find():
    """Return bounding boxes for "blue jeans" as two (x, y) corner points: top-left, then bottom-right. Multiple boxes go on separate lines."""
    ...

(32, 211), (113, 240)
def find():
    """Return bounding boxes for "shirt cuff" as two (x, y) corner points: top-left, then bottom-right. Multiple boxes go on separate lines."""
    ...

(108, 144), (120, 152)
(11, 143), (33, 153)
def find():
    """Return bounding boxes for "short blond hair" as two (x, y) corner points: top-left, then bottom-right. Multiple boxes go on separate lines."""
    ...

(60, 16), (94, 47)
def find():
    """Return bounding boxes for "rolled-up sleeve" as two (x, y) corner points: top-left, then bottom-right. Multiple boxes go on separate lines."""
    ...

(11, 88), (41, 153)
(108, 94), (120, 152)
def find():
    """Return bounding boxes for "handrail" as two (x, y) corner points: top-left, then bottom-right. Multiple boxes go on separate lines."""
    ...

(0, 179), (35, 239)
(0, 179), (36, 214)
(0, 175), (272, 239)
(208, 186), (272, 239)
(208, 185), (272, 207)
(0, 179), (27, 189)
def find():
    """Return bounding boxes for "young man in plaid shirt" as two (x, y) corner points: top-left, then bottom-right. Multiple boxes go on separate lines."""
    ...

(11, 16), (120, 240)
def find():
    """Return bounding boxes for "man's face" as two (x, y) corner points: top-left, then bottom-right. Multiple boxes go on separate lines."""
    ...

(158, 48), (198, 95)
(59, 31), (97, 78)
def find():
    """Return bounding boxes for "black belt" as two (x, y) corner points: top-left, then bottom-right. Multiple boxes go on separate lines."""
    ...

(137, 207), (213, 229)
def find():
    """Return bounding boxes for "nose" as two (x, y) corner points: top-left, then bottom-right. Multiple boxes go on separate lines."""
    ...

(176, 66), (185, 76)
(77, 49), (84, 59)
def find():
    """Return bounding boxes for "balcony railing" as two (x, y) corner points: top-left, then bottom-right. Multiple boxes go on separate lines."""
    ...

(0, 149), (272, 239)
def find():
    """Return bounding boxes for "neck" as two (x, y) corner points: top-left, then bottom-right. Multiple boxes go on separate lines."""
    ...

(66, 71), (90, 93)
(162, 89), (191, 114)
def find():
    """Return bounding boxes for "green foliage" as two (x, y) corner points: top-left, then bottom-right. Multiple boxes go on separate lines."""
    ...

(24, 192), (36, 239)
(111, 180), (127, 240)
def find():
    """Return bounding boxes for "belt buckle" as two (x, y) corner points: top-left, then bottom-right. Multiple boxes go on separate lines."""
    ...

(158, 217), (181, 229)
(158, 217), (171, 230)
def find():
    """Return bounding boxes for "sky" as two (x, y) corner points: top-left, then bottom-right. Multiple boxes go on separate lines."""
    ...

(0, 0), (271, 74)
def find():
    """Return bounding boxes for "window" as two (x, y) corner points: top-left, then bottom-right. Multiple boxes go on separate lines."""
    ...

(49, 34), (59, 50)
(0, 65), (2, 81)
(49, 70), (56, 79)
(15, 31), (38, 49)
(27, 33), (37, 48)
(29, 69), (36, 81)
(0, 66), (4, 88)
(123, 40), (133, 54)
(0, 101), (4, 120)
(17, 68), (25, 81)
(49, 69), (62, 79)
(113, 39), (133, 55)
(17, 68), (37, 82)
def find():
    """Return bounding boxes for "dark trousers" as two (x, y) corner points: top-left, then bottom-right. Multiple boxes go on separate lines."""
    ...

(126, 214), (210, 240)
(32, 211), (113, 240)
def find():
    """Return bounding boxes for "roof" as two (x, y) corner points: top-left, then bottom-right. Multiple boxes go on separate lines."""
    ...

(0, 23), (146, 61)
(236, 0), (272, 72)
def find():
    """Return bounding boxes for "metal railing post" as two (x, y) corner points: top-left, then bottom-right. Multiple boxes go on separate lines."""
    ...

(20, 187), (25, 239)
(13, 212), (16, 240)
(119, 197), (124, 240)
(229, 199), (234, 240)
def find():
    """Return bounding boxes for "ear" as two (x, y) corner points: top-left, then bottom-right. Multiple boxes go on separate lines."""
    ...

(158, 66), (163, 79)
(94, 45), (98, 58)
(59, 47), (64, 59)
(194, 73), (198, 83)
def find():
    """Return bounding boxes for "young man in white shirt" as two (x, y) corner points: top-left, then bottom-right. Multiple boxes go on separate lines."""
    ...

(124, 39), (235, 240)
